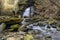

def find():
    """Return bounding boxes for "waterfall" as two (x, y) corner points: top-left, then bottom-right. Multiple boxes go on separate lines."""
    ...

(22, 6), (34, 25)
(23, 6), (34, 18)
(22, 6), (57, 36)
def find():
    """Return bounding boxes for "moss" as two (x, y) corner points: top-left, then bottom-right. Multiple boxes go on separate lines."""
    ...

(10, 24), (20, 30)
(0, 16), (22, 24)
(10, 24), (20, 29)
(57, 25), (60, 31)
(8, 29), (14, 31)
(32, 17), (44, 22)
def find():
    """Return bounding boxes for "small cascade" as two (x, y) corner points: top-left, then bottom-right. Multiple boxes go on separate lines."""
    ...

(23, 6), (34, 18)
(22, 6), (57, 35)
(28, 24), (57, 36)
(21, 5), (58, 40)
(22, 6), (34, 25)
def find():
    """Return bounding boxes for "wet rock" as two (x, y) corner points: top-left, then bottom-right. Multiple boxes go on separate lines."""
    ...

(10, 24), (20, 31)
(0, 37), (5, 40)
(22, 18), (30, 25)
(32, 30), (41, 35)
(37, 22), (46, 26)
(18, 25), (28, 32)
(34, 34), (44, 40)
(51, 31), (60, 40)
(57, 27), (60, 31)
(0, 23), (6, 33)
(45, 36), (52, 40)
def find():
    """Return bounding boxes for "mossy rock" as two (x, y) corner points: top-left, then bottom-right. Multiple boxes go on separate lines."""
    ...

(0, 16), (22, 24)
(57, 26), (60, 31)
(10, 24), (20, 31)
(0, 23), (6, 32)
(32, 17), (44, 22)
(38, 22), (46, 26)
(45, 36), (52, 40)
(18, 0), (27, 4)
(1, 23), (6, 30)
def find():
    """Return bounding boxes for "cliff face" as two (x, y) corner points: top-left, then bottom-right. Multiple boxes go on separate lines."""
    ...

(34, 0), (60, 24)
(0, 0), (60, 16)
(34, 0), (60, 19)
(0, 0), (60, 21)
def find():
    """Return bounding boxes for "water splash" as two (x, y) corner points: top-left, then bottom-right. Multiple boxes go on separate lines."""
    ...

(22, 6), (34, 25)
(23, 6), (34, 18)
(28, 24), (57, 36)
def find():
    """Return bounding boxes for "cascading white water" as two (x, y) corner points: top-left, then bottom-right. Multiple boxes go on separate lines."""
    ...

(23, 6), (34, 18)
(28, 24), (57, 36)
(22, 6), (34, 25)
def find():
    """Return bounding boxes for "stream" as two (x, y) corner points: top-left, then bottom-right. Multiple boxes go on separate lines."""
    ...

(22, 6), (60, 40)
(0, 6), (60, 40)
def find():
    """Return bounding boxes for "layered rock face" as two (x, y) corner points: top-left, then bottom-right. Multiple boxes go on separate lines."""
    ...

(0, 0), (60, 18)
(33, 0), (60, 26)
(0, 0), (60, 26)
(34, 0), (60, 20)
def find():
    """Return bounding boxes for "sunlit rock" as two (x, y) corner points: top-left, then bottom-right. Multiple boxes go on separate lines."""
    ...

(1, 0), (19, 16)
(2, 0), (18, 10)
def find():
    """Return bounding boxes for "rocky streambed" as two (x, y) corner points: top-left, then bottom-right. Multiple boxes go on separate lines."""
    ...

(0, 0), (60, 40)
(0, 22), (60, 40)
